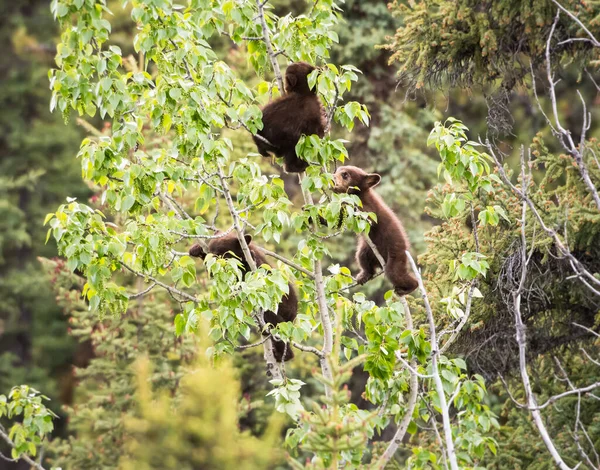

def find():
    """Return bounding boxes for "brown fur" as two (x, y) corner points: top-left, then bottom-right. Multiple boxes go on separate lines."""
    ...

(253, 62), (326, 173)
(189, 233), (297, 361)
(333, 166), (418, 296)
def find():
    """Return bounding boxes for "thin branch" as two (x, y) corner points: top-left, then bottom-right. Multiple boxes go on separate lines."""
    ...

(572, 322), (600, 339)
(513, 155), (574, 470)
(129, 282), (157, 299)
(364, 235), (386, 271)
(533, 382), (600, 410)
(498, 374), (527, 409)
(542, 9), (600, 210)
(484, 141), (600, 295)
(439, 283), (476, 354)
(580, 347), (600, 367)
(406, 251), (459, 470)
(375, 297), (419, 469)
(555, 358), (599, 468)
(256, 246), (315, 279)
(236, 336), (270, 350)
(395, 353), (434, 379)
(164, 192), (193, 220)
(0, 427), (46, 470)
(585, 68), (600, 92)
(170, 226), (235, 239)
(256, 0), (284, 93)
(0, 453), (17, 463)
(550, 0), (600, 46)
(299, 173), (334, 397)
(217, 163), (283, 380)
(291, 340), (324, 357)
(557, 37), (597, 46)
(324, 80), (340, 134)
(220, 31), (262, 41)
(120, 260), (198, 303)
(440, 203), (479, 353)
(159, 192), (184, 220)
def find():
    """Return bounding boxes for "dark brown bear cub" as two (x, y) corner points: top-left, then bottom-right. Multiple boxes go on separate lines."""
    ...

(333, 166), (418, 296)
(253, 62), (326, 173)
(189, 233), (297, 362)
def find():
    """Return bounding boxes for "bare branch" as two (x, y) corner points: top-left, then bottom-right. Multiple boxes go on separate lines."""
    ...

(585, 68), (600, 93)
(550, 0), (600, 46)
(395, 353), (434, 379)
(572, 322), (600, 339)
(439, 282), (477, 354)
(541, 9), (600, 210)
(129, 282), (157, 299)
(159, 192), (185, 220)
(236, 336), (270, 350)
(163, 192), (193, 220)
(512, 155), (574, 470)
(484, 141), (600, 295)
(291, 340), (324, 357)
(534, 382), (600, 410)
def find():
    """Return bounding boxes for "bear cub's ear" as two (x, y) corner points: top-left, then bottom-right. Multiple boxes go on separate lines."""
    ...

(244, 234), (252, 245)
(365, 173), (381, 188)
(286, 74), (297, 92)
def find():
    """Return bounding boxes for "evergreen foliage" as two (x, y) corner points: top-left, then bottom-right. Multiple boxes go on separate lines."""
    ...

(39, 257), (196, 469)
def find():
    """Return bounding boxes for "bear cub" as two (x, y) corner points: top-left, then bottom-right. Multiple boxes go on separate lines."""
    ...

(253, 62), (326, 173)
(332, 166), (418, 296)
(189, 232), (297, 362)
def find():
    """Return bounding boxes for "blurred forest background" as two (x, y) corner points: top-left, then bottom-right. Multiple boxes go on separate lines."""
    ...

(0, 0), (599, 469)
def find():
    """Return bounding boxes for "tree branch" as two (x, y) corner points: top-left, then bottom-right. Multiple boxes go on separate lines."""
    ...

(216, 163), (283, 380)
(539, 9), (600, 210)
(0, 427), (46, 470)
(513, 153), (574, 470)
(550, 0), (600, 47)
(256, 245), (315, 279)
(299, 174), (334, 397)
(484, 142), (600, 295)
(120, 260), (199, 303)
(374, 297), (419, 468)
(256, 0), (284, 93)
(406, 251), (459, 470)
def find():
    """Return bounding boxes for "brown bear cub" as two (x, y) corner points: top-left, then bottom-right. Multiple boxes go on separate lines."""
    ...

(189, 232), (297, 362)
(332, 166), (418, 296)
(253, 62), (326, 173)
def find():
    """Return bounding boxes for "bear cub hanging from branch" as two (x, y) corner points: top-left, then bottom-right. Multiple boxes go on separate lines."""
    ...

(253, 62), (326, 173)
(189, 232), (297, 362)
(333, 166), (418, 296)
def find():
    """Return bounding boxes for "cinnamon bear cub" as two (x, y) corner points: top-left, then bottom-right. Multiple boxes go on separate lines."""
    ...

(189, 232), (297, 362)
(333, 166), (418, 296)
(253, 62), (326, 173)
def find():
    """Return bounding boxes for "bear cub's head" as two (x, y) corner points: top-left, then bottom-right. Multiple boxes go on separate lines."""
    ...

(189, 232), (253, 261)
(332, 166), (381, 195)
(285, 62), (318, 95)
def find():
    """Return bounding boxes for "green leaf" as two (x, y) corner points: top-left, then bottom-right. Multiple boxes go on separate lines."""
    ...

(407, 420), (417, 435)
(43, 213), (55, 226)
(121, 195), (135, 212)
